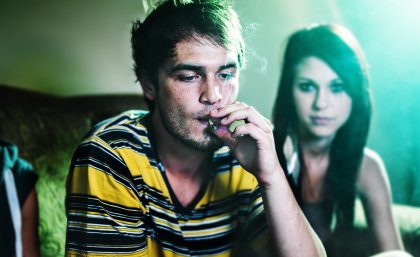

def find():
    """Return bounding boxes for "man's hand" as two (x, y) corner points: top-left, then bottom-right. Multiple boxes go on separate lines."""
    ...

(209, 102), (282, 186)
(210, 102), (326, 257)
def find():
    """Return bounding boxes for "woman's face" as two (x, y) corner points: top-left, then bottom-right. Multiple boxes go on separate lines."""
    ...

(292, 57), (352, 139)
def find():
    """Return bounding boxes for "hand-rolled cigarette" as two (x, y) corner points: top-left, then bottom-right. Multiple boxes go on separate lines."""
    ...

(208, 118), (220, 132)
(208, 118), (246, 133)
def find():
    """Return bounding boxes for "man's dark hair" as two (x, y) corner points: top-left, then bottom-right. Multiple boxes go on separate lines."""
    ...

(131, 0), (245, 110)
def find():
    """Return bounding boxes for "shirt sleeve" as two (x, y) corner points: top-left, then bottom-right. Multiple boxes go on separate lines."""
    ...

(65, 136), (147, 257)
(242, 182), (270, 253)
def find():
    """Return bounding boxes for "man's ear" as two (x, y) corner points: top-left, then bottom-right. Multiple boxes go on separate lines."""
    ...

(139, 76), (156, 101)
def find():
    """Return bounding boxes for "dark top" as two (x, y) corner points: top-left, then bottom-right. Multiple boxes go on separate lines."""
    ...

(1, 141), (38, 257)
(301, 201), (333, 242)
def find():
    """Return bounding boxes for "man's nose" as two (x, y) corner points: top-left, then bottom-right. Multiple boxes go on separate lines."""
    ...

(200, 77), (222, 105)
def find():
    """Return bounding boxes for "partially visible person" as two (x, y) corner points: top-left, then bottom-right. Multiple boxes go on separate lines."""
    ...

(65, 1), (325, 256)
(272, 24), (406, 256)
(1, 140), (40, 257)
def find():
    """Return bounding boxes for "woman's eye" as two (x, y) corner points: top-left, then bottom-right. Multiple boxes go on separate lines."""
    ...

(298, 82), (315, 92)
(330, 81), (345, 93)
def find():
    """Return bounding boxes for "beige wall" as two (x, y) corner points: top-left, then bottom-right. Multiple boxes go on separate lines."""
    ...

(0, 0), (144, 96)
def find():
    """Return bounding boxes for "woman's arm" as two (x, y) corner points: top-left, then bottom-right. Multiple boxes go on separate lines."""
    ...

(22, 188), (40, 257)
(358, 148), (404, 252)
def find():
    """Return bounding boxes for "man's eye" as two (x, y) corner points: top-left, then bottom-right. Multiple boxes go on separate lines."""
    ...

(298, 82), (315, 92)
(178, 75), (199, 82)
(217, 72), (235, 80)
(330, 81), (345, 93)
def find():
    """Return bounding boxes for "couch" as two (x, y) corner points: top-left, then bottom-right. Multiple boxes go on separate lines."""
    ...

(1, 84), (147, 257)
(1, 84), (419, 257)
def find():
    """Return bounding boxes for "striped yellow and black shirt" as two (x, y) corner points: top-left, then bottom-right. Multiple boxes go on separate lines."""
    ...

(65, 110), (268, 257)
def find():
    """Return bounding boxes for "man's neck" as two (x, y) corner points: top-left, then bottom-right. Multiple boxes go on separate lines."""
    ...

(151, 111), (212, 207)
(151, 111), (210, 177)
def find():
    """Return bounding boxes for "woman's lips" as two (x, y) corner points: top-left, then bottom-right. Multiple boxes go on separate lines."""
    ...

(310, 116), (334, 125)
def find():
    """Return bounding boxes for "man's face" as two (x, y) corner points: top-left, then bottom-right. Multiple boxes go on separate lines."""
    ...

(151, 36), (240, 151)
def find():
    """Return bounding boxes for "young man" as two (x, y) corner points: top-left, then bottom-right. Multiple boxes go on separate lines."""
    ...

(65, 1), (325, 256)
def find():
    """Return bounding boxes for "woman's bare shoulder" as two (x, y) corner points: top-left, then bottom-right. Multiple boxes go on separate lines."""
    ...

(360, 148), (386, 176)
(358, 148), (391, 197)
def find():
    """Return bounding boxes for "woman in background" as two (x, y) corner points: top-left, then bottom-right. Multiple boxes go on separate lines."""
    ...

(272, 24), (406, 256)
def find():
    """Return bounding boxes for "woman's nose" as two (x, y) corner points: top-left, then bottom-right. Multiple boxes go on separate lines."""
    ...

(313, 89), (329, 110)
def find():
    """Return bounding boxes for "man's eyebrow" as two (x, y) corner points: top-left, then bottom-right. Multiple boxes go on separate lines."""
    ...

(218, 62), (237, 71)
(171, 64), (204, 73)
(170, 62), (238, 73)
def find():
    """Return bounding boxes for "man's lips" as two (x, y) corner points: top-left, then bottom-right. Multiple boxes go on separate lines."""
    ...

(197, 117), (214, 127)
(196, 116), (224, 132)
(197, 118), (209, 127)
